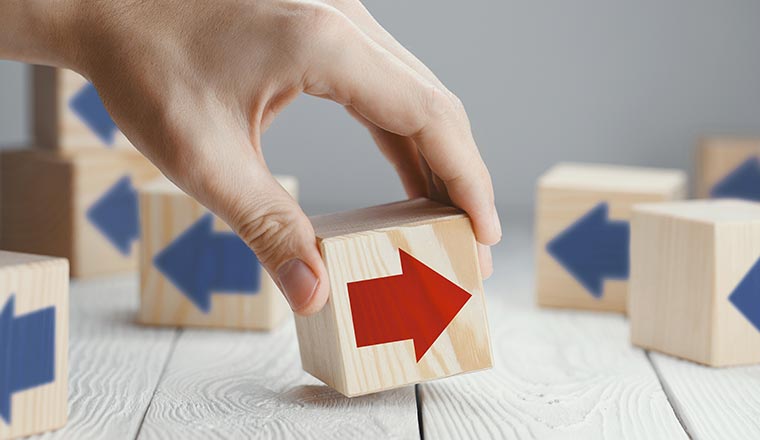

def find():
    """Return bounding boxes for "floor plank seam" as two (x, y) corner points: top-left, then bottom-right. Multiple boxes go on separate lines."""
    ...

(645, 351), (693, 440)
(133, 328), (183, 440)
(415, 384), (424, 440)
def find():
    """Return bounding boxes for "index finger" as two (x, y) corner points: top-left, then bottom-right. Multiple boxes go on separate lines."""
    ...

(304, 24), (501, 245)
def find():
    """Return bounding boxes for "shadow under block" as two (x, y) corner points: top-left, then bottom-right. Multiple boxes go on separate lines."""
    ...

(137, 176), (297, 330)
(0, 149), (161, 277)
(630, 200), (760, 367)
(33, 66), (134, 151)
(535, 163), (687, 313)
(697, 137), (760, 201)
(295, 198), (492, 397)
(0, 251), (68, 439)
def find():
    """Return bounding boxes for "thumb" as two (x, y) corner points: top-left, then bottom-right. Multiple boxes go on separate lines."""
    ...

(228, 174), (329, 316)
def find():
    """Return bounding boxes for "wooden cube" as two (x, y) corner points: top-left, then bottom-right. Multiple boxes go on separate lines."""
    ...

(0, 251), (68, 439)
(0, 149), (161, 277)
(137, 176), (297, 330)
(697, 137), (760, 201)
(630, 199), (760, 366)
(33, 66), (134, 151)
(295, 199), (492, 397)
(535, 163), (687, 312)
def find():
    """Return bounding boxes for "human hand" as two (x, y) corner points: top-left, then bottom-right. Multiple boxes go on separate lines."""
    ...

(8, 0), (501, 314)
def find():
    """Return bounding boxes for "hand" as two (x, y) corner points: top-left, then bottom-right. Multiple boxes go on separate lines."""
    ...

(4, 0), (501, 314)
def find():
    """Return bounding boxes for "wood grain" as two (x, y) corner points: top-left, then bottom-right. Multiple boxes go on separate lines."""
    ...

(535, 162), (687, 313)
(0, 252), (68, 439)
(650, 352), (760, 440)
(630, 199), (760, 366)
(137, 322), (419, 440)
(420, 270), (687, 439)
(30, 275), (177, 440)
(0, 149), (161, 277)
(137, 176), (296, 330)
(32, 66), (135, 152)
(297, 199), (492, 397)
(696, 137), (760, 198)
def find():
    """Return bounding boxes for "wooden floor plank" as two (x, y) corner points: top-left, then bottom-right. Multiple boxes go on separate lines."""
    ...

(650, 352), (760, 440)
(419, 234), (687, 439)
(32, 276), (178, 439)
(137, 321), (419, 440)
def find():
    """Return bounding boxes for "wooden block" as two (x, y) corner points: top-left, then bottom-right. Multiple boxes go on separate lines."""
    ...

(137, 176), (297, 330)
(295, 198), (492, 397)
(630, 199), (760, 366)
(0, 251), (68, 439)
(697, 137), (760, 201)
(535, 163), (687, 312)
(33, 66), (134, 152)
(0, 149), (161, 277)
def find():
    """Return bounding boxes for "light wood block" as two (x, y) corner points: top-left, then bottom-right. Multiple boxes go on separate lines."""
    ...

(535, 163), (687, 313)
(630, 199), (760, 367)
(697, 137), (760, 200)
(0, 149), (161, 277)
(33, 66), (134, 152)
(0, 251), (68, 439)
(295, 198), (492, 397)
(137, 176), (297, 330)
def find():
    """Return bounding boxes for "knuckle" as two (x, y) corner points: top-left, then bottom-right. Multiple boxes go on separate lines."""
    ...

(282, 3), (351, 42)
(423, 86), (459, 123)
(234, 202), (296, 265)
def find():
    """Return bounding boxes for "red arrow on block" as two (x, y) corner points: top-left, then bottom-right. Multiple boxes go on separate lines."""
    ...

(347, 249), (472, 362)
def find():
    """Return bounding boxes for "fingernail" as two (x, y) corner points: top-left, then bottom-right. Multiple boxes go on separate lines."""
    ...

(492, 208), (503, 240)
(478, 243), (494, 280)
(277, 259), (318, 312)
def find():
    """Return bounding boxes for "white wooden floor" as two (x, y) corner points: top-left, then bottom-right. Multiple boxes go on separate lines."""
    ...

(32, 224), (760, 440)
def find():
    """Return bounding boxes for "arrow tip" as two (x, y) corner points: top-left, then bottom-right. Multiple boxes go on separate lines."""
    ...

(711, 157), (760, 202)
(86, 176), (139, 256)
(154, 214), (216, 312)
(398, 250), (471, 361)
(68, 83), (119, 146)
(729, 256), (760, 333)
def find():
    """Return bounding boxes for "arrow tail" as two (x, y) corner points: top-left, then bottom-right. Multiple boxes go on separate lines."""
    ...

(0, 297), (56, 424)
(10, 308), (56, 393)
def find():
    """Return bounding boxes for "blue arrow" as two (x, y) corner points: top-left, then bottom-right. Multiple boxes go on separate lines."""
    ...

(153, 213), (261, 313)
(729, 255), (760, 332)
(0, 296), (56, 424)
(546, 202), (630, 298)
(68, 83), (119, 146)
(86, 175), (139, 256)
(711, 157), (760, 201)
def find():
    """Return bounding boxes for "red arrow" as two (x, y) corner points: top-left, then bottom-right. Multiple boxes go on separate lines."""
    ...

(347, 249), (472, 362)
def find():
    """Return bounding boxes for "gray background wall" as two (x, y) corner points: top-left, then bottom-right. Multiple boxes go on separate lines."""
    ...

(1, 1), (760, 215)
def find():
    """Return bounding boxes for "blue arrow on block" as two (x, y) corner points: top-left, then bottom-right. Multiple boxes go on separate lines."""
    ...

(86, 175), (139, 256)
(547, 202), (630, 298)
(711, 157), (760, 202)
(153, 214), (261, 313)
(0, 296), (56, 425)
(729, 256), (760, 332)
(68, 83), (119, 146)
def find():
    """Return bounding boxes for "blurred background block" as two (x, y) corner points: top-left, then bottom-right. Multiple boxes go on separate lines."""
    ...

(137, 176), (296, 330)
(32, 66), (135, 152)
(535, 163), (686, 312)
(0, 149), (160, 277)
(697, 137), (760, 200)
